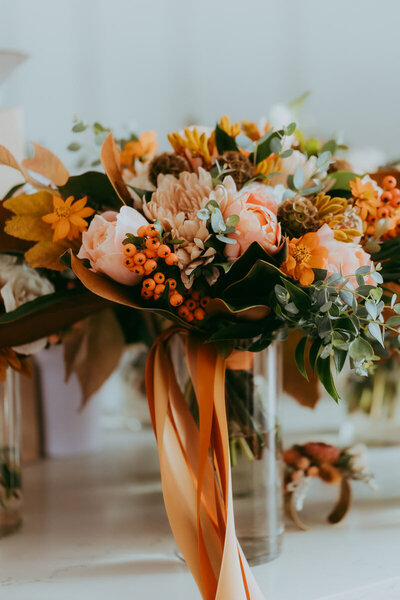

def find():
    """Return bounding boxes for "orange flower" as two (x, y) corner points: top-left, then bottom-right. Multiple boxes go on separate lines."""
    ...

(350, 177), (380, 221)
(281, 232), (328, 286)
(120, 131), (157, 169)
(42, 195), (95, 242)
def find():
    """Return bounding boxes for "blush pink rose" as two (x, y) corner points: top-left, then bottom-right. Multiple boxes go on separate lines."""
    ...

(317, 224), (373, 286)
(78, 206), (148, 285)
(222, 189), (281, 260)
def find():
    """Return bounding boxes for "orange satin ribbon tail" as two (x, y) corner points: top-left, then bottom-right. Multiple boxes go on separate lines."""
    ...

(145, 328), (266, 600)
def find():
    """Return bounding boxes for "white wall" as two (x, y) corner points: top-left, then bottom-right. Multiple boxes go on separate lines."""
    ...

(0, 0), (400, 165)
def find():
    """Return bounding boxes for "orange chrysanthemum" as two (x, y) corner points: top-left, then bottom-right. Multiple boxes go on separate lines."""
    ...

(120, 131), (157, 169)
(42, 195), (95, 242)
(350, 177), (380, 221)
(281, 232), (328, 286)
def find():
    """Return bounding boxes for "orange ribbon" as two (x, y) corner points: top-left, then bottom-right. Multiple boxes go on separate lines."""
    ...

(145, 328), (266, 600)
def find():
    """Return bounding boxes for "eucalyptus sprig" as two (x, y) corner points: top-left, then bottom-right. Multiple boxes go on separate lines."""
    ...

(274, 265), (399, 400)
(197, 200), (239, 246)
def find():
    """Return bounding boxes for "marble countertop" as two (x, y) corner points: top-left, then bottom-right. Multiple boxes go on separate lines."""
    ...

(1, 429), (400, 600)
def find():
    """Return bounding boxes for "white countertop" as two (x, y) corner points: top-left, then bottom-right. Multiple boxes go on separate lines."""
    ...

(1, 429), (400, 600)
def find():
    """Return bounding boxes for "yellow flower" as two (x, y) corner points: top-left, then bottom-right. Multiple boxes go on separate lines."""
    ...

(42, 195), (94, 242)
(168, 126), (215, 164)
(218, 115), (241, 138)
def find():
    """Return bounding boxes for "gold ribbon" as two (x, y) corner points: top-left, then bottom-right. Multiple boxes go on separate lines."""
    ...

(145, 328), (266, 600)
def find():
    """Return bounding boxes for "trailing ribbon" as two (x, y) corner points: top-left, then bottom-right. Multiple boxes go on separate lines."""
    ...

(145, 328), (266, 600)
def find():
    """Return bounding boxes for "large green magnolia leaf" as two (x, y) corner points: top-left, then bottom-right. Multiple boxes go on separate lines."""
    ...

(58, 171), (122, 210)
(0, 290), (111, 349)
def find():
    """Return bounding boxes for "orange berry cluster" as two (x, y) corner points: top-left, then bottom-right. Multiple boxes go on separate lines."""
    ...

(372, 175), (400, 239)
(123, 223), (179, 277)
(123, 223), (183, 305)
(176, 289), (210, 323)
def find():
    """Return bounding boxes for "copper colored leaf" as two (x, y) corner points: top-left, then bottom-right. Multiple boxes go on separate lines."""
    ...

(68, 251), (190, 327)
(283, 330), (321, 408)
(22, 143), (69, 186)
(100, 133), (132, 204)
(0, 291), (112, 349)
(0, 144), (24, 175)
(3, 191), (54, 241)
(63, 309), (125, 405)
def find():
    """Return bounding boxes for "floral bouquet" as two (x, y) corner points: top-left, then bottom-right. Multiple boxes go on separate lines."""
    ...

(1, 114), (400, 598)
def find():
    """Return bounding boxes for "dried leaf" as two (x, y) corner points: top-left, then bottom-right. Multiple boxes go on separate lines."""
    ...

(283, 330), (321, 408)
(63, 309), (125, 405)
(0, 144), (25, 175)
(4, 191), (54, 241)
(25, 238), (75, 270)
(22, 143), (69, 186)
(100, 133), (132, 204)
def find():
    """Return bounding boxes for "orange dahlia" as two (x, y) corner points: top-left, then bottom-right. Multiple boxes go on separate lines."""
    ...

(281, 232), (328, 286)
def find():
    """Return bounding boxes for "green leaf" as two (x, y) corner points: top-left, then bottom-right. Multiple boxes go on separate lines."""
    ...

(226, 214), (239, 227)
(320, 140), (337, 155)
(316, 151), (331, 167)
(316, 356), (340, 402)
(283, 279), (311, 310)
(253, 130), (283, 164)
(280, 149), (293, 159)
(339, 289), (353, 305)
(215, 125), (239, 154)
(293, 166), (305, 190)
(235, 134), (255, 153)
(328, 171), (359, 192)
(286, 122), (297, 136)
(349, 337), (374, 360)
(368, 322), (384, 347)
(295, 337), (308, 380)
(58, 171), (121, 210)
(67, 142), (81, 152)
(72, 121), (88, 133)
(386, 315), (400, 327)
(333, 347), (347, 373)
(309, 338), (321, 370)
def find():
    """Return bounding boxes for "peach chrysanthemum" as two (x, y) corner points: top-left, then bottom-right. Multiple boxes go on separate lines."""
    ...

(143, 168), (215, 287)
(281, 232), (328, 286)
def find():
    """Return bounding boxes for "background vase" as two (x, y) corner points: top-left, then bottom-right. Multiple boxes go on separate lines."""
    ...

(0, 368), (22, 536)
(35, 345), (102, 458)
(340, 357), (400, 447)
(227, 342), (284, 566)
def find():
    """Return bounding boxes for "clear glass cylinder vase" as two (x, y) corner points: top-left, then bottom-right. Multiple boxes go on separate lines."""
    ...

(341, 357), (400, 447)
(170, 335), (284, 566)
(0, 368), (22, 536)
(227, 342), (284, 565)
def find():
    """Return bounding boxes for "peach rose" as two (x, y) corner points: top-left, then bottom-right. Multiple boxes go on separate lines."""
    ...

(78, 206), (148, 285)
(317, 224), (373, 286)
(222, 188), (281, 260)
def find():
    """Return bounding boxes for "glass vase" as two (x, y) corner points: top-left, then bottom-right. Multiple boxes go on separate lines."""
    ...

(171, 335), (284, 566)
(227, 343), (284, 566)
(340, 357), (400, 447)
(0, 368), (22, 536)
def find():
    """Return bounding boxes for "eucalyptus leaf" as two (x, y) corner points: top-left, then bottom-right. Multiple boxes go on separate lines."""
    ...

(293, 166), (305, 190)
